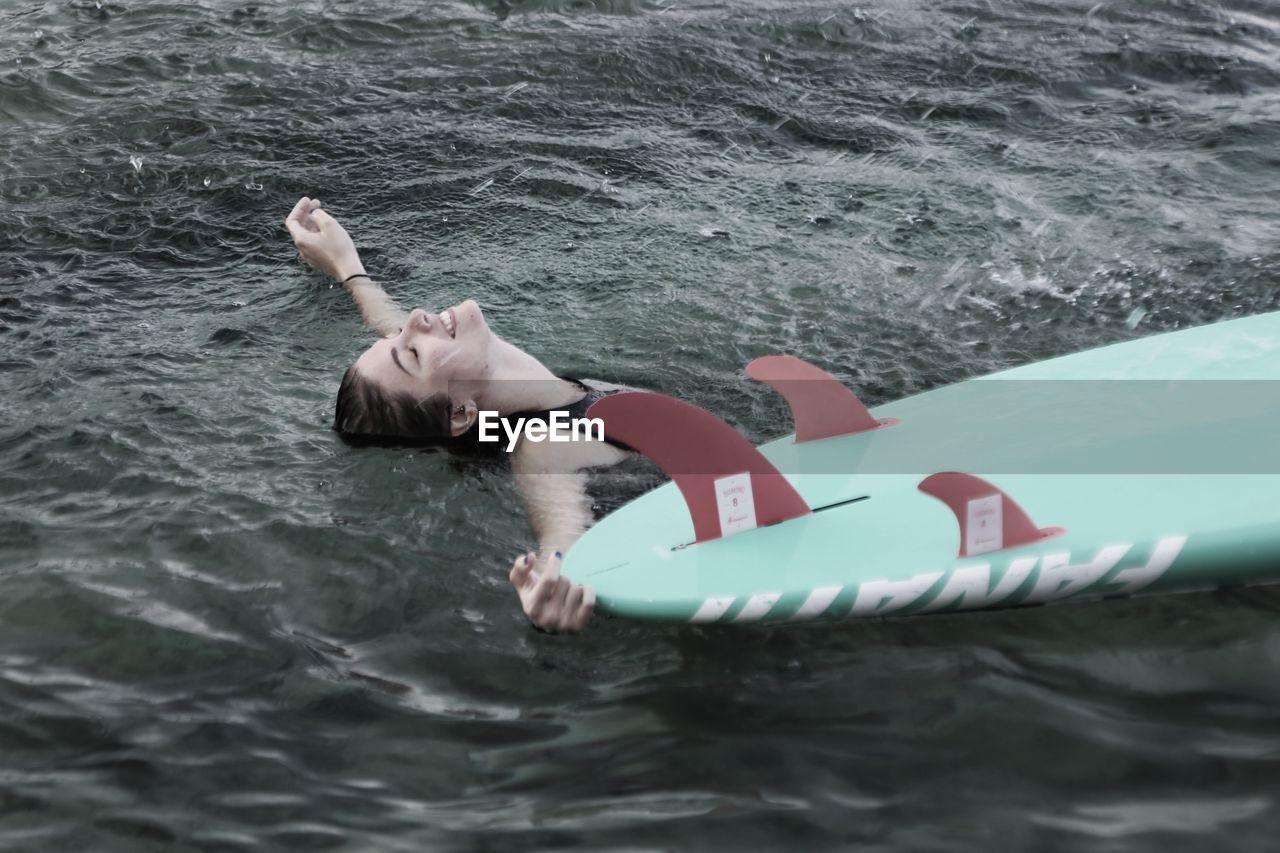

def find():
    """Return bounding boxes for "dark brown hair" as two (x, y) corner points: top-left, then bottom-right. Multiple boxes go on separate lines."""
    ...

(333, 364), (452, 446)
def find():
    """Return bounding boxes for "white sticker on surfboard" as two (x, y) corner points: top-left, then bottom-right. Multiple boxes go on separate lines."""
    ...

(715, 472), (757, 537)
(965, 494), (1003, 555)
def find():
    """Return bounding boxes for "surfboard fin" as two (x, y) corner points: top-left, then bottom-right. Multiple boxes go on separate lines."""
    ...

(586, 391), (811, 544)
(746, 355), (898, 442)
(918, 472), (1065, 557)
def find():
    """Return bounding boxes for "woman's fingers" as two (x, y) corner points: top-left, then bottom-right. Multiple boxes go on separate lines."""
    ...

(532, 570), (565, 609)
(526, 555), (556, 624)
(564, 583), (584, 612)
(570, 585), (596, 631)
(509, 551), (537, 589)
(310, 208), (336, 231)
(560, 584), (585, 631)
(285, 216), (312, 245)
(535, 550), (561, 585)
(553, 576), (572, 607)
(549, 577), (573, 630)
(516, 551), (592, 632)
(286, 197), (322, 235)
(285, 196), (311, 225)
(527, 554), (568, 626)
(300, 199), (321, 232)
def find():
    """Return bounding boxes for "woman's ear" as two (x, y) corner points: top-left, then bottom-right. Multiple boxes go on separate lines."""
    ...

(450, 399), (479, 437)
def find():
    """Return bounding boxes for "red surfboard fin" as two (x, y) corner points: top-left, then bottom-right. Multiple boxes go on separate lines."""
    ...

(746, 355), (898, 442)
(918, 472), (1065, 557)
(586, 391), (811, 544)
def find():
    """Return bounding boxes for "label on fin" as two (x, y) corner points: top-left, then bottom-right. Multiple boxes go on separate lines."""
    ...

(715, 472), (757, 536)
(965, 494), (1003, 555)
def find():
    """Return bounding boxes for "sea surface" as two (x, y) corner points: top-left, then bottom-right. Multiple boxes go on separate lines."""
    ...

(3, 0), (1280, 850)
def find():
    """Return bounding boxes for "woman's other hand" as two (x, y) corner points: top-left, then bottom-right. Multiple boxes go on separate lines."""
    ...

(284, 196), (366, 283)
(509, 550), (595, 632)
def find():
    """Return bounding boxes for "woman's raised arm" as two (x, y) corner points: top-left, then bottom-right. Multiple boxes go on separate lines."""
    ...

(285, 196), (408, 337)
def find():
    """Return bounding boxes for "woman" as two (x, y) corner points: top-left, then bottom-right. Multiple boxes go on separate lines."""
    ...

(285, 196), (641, 633)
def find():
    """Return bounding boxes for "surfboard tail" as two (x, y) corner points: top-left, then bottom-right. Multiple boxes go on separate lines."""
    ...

(586, 392), (810, 544)
(746, 355), (898, 442)
(918, 471), (1065, 557)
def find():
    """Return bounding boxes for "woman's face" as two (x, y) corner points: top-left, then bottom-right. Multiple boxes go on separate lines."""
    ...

(352, 299), (492, 399)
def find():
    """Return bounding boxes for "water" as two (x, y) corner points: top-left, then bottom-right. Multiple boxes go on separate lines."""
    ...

(3, 0), (1280, 849)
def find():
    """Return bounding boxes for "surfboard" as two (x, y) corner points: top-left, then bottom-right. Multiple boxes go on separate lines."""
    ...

(562, 310), (1280, 624)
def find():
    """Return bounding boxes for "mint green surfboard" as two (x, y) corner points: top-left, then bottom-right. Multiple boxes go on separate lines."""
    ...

(564, 311), (1280, 624)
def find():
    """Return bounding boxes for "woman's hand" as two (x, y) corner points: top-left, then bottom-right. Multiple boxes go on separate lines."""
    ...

(284, 196), (366, 283)
(509, 550), (595, 632)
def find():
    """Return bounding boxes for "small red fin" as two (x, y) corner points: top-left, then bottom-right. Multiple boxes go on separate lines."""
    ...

(746, 355), (897, 442)
(587, 392), (810, 544)
(918, 472), (1065, 557)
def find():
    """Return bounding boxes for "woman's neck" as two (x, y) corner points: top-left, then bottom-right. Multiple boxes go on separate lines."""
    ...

(472, 337), (586, 415)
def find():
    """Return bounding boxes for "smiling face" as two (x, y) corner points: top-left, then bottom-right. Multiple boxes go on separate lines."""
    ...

(353, 299), (493, 401)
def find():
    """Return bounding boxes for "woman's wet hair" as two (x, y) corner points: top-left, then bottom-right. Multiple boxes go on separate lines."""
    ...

(333, 364), (452, 447)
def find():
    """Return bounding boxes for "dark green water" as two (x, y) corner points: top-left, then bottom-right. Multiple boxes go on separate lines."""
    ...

(3, 0), (1280, 849)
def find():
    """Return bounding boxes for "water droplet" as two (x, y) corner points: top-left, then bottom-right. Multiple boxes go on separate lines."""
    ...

(244, 181), (263, 191)
(129, 154), (143, 174)
(203, 176), (211, 187)
(468, 177), (494, 196)
(1125, 307), (1148, 329)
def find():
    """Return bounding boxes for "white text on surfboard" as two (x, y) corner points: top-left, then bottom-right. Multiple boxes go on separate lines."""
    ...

(691, 535), (1190, 623)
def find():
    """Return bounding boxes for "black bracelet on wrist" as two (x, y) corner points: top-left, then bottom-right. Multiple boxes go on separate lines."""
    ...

(342, 273), (372, 284)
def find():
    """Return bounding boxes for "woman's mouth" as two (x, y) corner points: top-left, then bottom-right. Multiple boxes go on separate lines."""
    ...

(441, 308), (457, 338)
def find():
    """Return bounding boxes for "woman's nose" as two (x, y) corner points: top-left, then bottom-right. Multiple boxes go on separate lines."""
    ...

(405, 308), (431, 334)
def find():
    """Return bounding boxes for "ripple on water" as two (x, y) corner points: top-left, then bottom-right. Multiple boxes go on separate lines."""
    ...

(1032, 796), (1271, 839)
